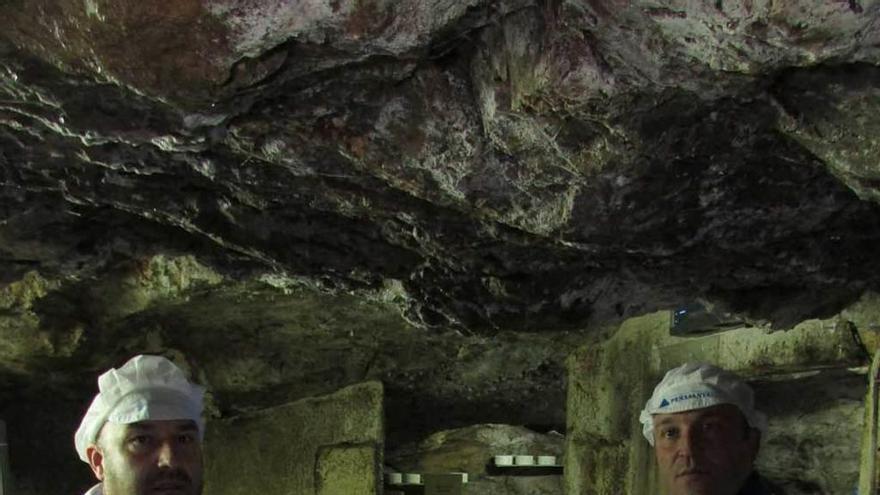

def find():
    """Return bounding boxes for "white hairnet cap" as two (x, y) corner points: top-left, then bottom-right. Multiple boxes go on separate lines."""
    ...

(74, 355), (205, 462)
(639, 362), (766, 446)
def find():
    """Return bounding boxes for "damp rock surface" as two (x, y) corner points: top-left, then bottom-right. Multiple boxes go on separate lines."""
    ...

(1, 2), (880, 494)
(1, 1), (880, 335)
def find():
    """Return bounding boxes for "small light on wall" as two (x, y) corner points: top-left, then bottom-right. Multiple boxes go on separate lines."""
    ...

(670, 302), (744, 336)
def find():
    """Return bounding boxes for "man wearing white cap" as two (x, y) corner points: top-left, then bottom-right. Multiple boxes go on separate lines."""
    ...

(74, 355), (206, 495)
(640, 362), (780, 495)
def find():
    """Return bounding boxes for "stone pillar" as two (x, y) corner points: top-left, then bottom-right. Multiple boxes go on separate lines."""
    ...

(860, 351), (880, 495)
(0, 420), (9, 495)
(565, 312), (666, 495)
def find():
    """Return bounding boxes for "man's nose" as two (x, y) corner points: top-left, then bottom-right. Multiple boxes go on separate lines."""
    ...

(677, 429), (702, 458)
(156, 441), (180, 468)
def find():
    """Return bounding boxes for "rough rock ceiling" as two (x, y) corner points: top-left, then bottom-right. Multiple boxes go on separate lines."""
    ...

(3, 1), (880, 334)
(2, 1), (880, 492)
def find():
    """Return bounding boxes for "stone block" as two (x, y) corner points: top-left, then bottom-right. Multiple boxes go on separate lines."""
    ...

(860, 351), (880, 495)
(316, 444), (378, 495)
(658, 319), (865, 375)
(204, 380), (383, 495)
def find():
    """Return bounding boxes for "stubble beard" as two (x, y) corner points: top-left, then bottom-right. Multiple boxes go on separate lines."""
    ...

(101, 467), (203, 495)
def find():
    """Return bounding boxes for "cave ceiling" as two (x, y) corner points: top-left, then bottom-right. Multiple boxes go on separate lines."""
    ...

(2, 0), (880, 427)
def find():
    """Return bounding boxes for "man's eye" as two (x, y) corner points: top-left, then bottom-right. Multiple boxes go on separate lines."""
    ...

(128, 435), (153, 448)
(702, 421), (722, 431)
(660, 428), (679, 439)
(178, 433), (196, 444)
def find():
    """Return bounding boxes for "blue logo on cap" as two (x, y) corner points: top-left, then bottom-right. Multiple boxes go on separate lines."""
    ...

(657, 391), (718, 410)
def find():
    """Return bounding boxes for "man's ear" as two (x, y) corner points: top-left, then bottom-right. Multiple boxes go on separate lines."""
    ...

(86, 444), (105, 481)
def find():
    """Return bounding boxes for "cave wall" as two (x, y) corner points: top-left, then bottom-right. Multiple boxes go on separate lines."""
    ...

(1, 391), (93, 495)
(0, 294), (874, 495)
(385, 424), (565, 494)
(754, 370), (865, 494)
(2, 1), (880, 338)
(204, 380), (384, 495)
(565, 305), (873, 495)
(0, 263), (877, 495)
(0, 254), (579, 495)
(0, 1), (880, 494)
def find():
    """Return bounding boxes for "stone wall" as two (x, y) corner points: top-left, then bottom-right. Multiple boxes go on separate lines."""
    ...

(203, 380), (383, 495)
(565, 310), (869, 495)
(753, 370), (864, 494)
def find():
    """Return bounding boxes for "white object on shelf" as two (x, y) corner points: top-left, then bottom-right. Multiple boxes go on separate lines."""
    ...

(385, 471), (470, 485)
(448, 472), (469, 483)
(493, 453), (563, 468)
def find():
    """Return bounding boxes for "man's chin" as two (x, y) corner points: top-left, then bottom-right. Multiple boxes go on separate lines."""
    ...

(145, 484), (201, 495)
(673, 473), (715, 495)
(147, 488), (199, 495)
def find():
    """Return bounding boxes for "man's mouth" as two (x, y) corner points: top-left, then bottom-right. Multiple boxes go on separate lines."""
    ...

(676, 469), (709, 478)
(152, 480), (190, 492)
(152, 486), (188, 494)
(153, 484), (185, 489)
(149, 470), (192, 492)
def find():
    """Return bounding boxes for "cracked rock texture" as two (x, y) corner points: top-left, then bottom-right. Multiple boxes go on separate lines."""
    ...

(3, 0), (880, 333)
(1, 1), (880, 494)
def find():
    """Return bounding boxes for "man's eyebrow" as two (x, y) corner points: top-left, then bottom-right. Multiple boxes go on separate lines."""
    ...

(125, 423), (157, 433)
(175, 422), (200, 433)
(695, 411), (726, 421)
(654, 417), (678, 427)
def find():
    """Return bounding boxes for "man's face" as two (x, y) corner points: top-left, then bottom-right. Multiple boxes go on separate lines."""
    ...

(87, 419), (203, 495)
(652, 404), (759, 495)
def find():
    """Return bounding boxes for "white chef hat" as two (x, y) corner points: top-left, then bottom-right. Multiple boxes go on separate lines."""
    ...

(639, 362), (766, 446)
(74, 354), (205, 462)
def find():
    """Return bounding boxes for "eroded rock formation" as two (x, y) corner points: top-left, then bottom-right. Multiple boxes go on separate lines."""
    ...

(3, 1), (880, 334)
(1, 1), (880, 494)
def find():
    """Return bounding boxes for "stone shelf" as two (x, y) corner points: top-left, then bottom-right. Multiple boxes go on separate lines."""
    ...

(487, 456), (563, 476)
(485, 465), (563, 476)
(384, 472), (469, 486)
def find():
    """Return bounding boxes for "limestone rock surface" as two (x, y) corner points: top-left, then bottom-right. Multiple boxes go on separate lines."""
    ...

(2, 1), (880, 335)
(1, 2), (880, 494)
